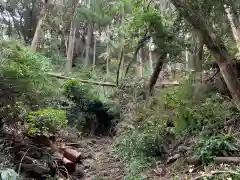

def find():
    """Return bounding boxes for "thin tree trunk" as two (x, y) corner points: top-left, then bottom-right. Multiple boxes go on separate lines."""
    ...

(84, 23), (92, 67)
(149, 38), (153, 73)
(31, 6), (46, 52)
(66, 0), (77, 73)
(66, 22), (76, 72)
(171, 0), (240, 107)
(116, 50), (124, 86)
(149, 52), (167, 95)
(185, 47), (189, 73)
(119, 49), (125, 77)
(137, 48), (143, 77)
(92, 33), (96, 72)
(224, 5), (240, 54)
(121, 54), (125, 77)
(106, 57), (109, 78)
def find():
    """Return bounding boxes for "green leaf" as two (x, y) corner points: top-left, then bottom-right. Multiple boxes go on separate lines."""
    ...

(0, 169), (18, 180)
(224, 141), (239, 151)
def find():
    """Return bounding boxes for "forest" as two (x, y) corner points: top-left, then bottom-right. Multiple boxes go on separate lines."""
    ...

(0, 0), (240, 179)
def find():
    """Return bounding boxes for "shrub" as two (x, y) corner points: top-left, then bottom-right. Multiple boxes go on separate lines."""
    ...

(114, 92), (173, 170)
(63, 79), (120, 135)
(192, 134), (239, 164)
(0, 39), (55, 124)
(27, 108), (67, 135)
(164, 77), (237, 134)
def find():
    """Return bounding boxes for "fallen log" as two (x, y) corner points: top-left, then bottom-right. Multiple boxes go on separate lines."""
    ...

(54, 152), (76, 174)
(188, 156), (240, 166)
(214, 157), (240, 164)
(47, 73), (117, 87)
(60, 147), (82, 163)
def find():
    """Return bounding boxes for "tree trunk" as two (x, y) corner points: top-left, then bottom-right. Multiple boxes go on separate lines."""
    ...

(193, 31), (204, 81)
(149, 52), (167, 95)
(185, 47), (190, 72)
(66, 0), (77, 73)
(106, 58), (109, 78)
(31, 7), (46, 52)
(137, 48), (143, 77)
(149, 37), (153, 73)
(171, 0), (240, 107)
(84, 23), (92, 67)
(66, 21), (76, 73)
(120, 50), (125, 77)
(92, 33), (96, 72)
(224, 5), (240, 54)
(116, 49), (124, 86)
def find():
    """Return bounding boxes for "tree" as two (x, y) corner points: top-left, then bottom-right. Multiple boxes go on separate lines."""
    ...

(66, 0), (78, 73)
(170, 0), (240, 107)
(224, 4), (240, 54)
(31, 0), (48, 52)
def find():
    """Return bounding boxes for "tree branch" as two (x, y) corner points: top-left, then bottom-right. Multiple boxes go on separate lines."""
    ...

(125, 32), (151, 76)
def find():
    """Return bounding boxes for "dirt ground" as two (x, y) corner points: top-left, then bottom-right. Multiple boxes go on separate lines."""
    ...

(76, 137), (126, 180)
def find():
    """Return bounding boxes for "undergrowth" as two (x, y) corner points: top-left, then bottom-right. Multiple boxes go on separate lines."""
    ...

(115, 77), (240, 178)
(0, 39), (58, 125)
(27, 108), (67, 135)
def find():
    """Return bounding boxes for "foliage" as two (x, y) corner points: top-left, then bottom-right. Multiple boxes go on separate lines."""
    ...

(0, 39), (55, 124)
(63, 79), (120, 135)
(0, 169), (18, 180)
(164, 78), (237, 133)
(114, 91), (172, 178)
(192, 134), (240, 164)
(27, 108), (67, 135)
(63, 79), (99, 109)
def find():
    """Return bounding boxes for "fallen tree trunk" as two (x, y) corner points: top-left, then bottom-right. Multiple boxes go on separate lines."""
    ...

(188, 156), (240, 166)
(47, 73), (117, 87)
(214, 157), (240, 164)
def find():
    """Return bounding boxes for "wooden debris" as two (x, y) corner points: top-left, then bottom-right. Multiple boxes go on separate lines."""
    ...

(54, 152), (76, 174)
(61, 147), (82, 163)
(214, 157), (240, 164)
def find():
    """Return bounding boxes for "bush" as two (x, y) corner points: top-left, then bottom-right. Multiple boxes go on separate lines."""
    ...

(63, 79), (120, 135)
(27, 108), (67, 135)
(0, 39), (55, 124)
(192, 134), (240, 164)
(164, 77), (237, 134)
(114, 91), (174, 178)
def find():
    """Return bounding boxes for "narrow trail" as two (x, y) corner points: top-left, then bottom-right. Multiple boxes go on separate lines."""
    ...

(79, 137), (126, 180)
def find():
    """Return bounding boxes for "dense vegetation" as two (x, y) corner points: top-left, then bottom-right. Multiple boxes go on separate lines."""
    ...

(0, 0), (240, 179)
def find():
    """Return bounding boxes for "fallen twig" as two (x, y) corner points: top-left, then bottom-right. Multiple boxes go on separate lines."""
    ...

(18, 148), (30, 174)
